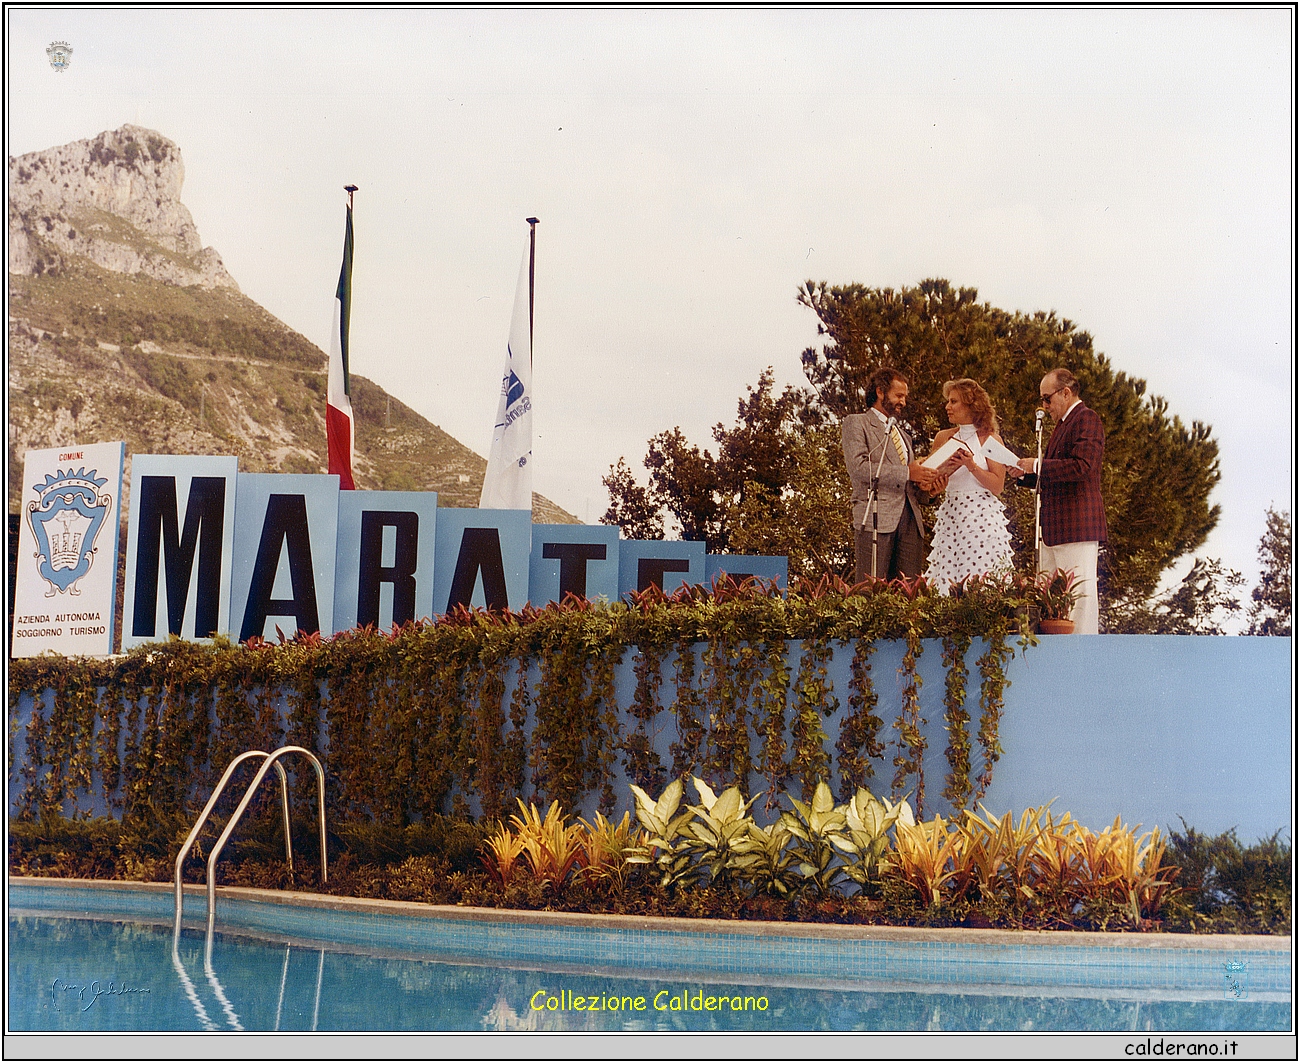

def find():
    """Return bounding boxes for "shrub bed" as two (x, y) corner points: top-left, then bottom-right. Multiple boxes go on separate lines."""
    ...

(9, 783), (1290, 935)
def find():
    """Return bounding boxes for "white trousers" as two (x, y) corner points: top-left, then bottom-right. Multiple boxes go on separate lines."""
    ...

(1038, 541), (1100, 635)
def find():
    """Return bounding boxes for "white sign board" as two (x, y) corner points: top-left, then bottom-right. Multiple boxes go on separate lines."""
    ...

(12, 442), (126, 657)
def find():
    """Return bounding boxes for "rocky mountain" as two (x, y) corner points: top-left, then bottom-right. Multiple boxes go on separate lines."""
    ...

(8, 125), (578, 524)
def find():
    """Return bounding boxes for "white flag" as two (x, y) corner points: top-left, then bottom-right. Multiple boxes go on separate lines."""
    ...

(480, 239), (533, 510)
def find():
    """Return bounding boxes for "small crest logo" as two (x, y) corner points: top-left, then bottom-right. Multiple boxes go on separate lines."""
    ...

(46, 41), (73, 72)
(505, 368), (526, 407)
(26, 466), (112, 597)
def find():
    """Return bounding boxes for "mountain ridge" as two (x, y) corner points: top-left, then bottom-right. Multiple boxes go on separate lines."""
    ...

(7, 124), (578, 525)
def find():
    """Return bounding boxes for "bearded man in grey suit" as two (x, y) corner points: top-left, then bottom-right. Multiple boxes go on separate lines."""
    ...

(842, 368), (948, 583)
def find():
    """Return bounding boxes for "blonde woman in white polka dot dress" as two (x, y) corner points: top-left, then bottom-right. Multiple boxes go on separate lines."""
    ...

(924, 379), (1015, 593)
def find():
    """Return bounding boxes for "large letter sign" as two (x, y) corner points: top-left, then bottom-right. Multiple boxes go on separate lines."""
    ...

(122, 455), (238, 648)
(333, 490), (439, 632)
(231, 474), (339, 641)
(529, 524), (620, 605)
(432, 509), (531, 613)
(33, 451), (790, 654)
(704, 553), (788, 592)
(12, 442), (125, 658)
(617, 539), (707, 600)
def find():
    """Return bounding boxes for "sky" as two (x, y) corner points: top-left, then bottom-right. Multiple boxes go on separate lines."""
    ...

(7, 8), (1295, 621)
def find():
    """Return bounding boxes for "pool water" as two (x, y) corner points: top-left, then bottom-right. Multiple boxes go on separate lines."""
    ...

(7, 884), (1292, 1033)
(10, 916), (1289, 1033)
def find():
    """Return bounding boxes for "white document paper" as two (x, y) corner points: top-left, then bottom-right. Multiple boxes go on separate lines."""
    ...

(980, 436), (1021, 466)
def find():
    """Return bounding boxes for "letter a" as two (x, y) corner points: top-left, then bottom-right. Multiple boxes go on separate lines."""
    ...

(240, 494), (320, 640)
(446, 527), (509, 611)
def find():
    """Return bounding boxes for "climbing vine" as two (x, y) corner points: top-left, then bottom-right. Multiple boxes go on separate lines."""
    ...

(940, 634), (974, 810)
(756, 636), (792, 810)
(892, 626), (927, 815)
(668, 635), (705, 781)
(975, 635), (1016, 801)
(8, 575), (1035, 823)
(791, 636), (837, 801)
(835, 639), (882, 801)
(624, 639), (667, 793)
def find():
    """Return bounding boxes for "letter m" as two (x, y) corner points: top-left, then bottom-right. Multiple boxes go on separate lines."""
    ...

(132, 476), (226, 638)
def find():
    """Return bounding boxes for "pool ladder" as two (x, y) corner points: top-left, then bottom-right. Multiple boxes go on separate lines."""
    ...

(174, 745), (328, 935)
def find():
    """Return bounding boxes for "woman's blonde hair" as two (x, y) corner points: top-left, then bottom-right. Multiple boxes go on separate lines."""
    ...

(942, 378), (998, 435)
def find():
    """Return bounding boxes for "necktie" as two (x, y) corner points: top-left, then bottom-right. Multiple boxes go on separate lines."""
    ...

(889, 424), (907, 464)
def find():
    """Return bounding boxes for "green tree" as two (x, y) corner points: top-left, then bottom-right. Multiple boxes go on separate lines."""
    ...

(601, 370), (823, 554)
(723, 423), (855, 581)
(1246, 506), (1292, 636)
(1106, 557), (1244, 635)
(602, 458), (666, 541)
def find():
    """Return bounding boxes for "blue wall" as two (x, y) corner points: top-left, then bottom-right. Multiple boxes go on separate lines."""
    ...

(8, 636), (1291, 842)
(976, 635), (1292, 842)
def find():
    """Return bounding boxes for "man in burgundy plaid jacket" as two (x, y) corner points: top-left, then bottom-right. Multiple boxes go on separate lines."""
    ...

(1014, 368), (1106, 633)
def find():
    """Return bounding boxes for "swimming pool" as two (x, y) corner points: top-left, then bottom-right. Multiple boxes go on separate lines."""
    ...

(8, 878), (1291, 1032)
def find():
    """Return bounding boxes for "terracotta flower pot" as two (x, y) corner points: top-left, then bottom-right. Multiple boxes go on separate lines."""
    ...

(1038, 618), (1076, 635)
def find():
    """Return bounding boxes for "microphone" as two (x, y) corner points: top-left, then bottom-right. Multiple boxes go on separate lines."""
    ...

(1035, 409), (1045, 432)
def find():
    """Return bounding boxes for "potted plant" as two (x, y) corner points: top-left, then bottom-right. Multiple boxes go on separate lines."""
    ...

(1035, 568), (1081, 634)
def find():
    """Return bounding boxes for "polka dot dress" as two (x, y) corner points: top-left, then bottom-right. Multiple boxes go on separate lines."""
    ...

(924, 426), (1015, 594)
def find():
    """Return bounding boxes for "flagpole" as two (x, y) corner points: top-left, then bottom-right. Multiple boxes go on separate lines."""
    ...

(526, 217), (538, 366)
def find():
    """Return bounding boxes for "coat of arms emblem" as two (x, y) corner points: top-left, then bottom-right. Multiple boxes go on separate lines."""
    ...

(26, 467), (112, 597)
(46, 41), (73, 72)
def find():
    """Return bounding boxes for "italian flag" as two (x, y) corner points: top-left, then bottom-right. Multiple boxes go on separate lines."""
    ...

(327, 205), (356, 490)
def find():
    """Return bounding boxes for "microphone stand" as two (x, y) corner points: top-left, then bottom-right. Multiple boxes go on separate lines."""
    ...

(1033, 411), (1045, 570)
(868, 417), (894, 580)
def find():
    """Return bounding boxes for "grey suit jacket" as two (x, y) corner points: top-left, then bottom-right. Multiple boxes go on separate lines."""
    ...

(842, 412), (928, 535)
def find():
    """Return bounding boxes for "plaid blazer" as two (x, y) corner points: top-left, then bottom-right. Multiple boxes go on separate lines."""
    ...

(1036, 403), (1107, 545)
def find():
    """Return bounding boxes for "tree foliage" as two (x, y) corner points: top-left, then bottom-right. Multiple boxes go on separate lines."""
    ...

(1246, 506), (1292, 636)
(1106, 558), (1245, 635)
(605, 279), (1224, 623)
(601, 370), (824, 555)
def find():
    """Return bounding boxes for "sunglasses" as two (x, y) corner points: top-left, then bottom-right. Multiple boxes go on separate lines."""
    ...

(1040, 387), (1066, 405)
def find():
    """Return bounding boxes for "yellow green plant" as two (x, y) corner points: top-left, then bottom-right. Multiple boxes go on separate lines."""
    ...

(779, 780), (849, 896)
(509, 798), (585, 888)
(577, 810), (642, 889)
(1070, 818), (1125, 904)
(731, 820), (799, 898)
(626, 777), (695, 888)
(1029, 811), (1089, 906)
(628, 776), (767, 890)
(892, 814), (965, 907)
(495, 783), (1185, 928)
(480, 821), (526, 887)
(955, 804), (1045, 904)
(1102, 821), (1180, 923)
(683, 777), (763, 888)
